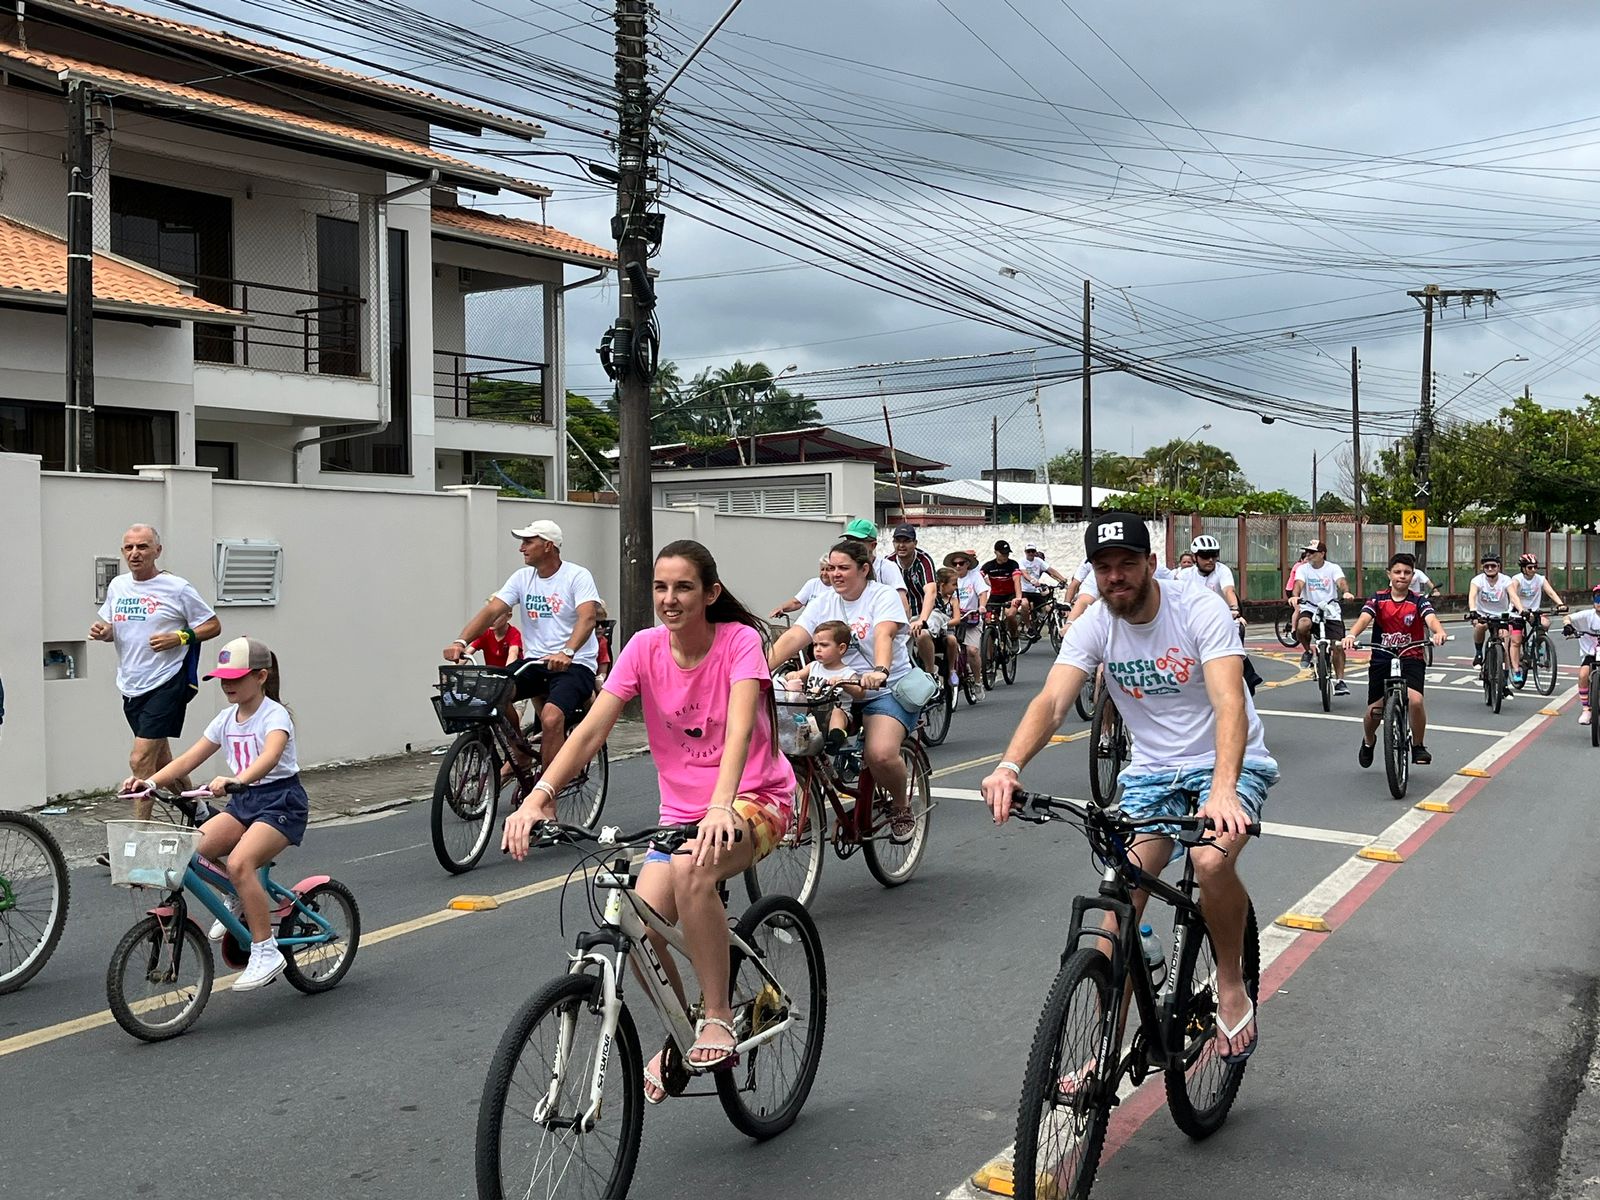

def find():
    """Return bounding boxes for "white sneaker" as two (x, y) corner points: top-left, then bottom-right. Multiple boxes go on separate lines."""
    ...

(949, 673), (960, 687)
(208, 893), (242, 941)
(232, 944), (287, 992)
(1581, 709), (1592, 726)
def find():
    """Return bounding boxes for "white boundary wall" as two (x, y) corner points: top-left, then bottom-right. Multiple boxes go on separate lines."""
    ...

(0, 453), (843, 803)
(874, 521), (1168, 573)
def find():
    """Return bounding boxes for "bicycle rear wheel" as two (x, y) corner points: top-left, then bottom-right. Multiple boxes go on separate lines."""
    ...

(863, 744), (932, 887)
(1074, 675), (1093, 722)
(476, 972), (643, 1200)
(1164, 900), (1260, 1139)
(744, 770), (827, 907)
(1274, 609), (1296, 647)
(718, 894), (828, 1139)
(962, 660), (981, 706)
(1012, 948), (1116, 1200)
(1049, 609), (1066, 653)
(279, 879), (361, 993)
(106, 914), (213, 1042)
(1088, 689), (1124, 809)
(0, 812), (70, 995)
(1382, 690), (1410, 799)
(982, 627), (999, 689)
(557, 742), (609, 828)
(430, 731), (500, 874)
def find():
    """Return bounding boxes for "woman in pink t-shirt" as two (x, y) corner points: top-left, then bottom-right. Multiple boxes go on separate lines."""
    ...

(504, 539), (794, 1103)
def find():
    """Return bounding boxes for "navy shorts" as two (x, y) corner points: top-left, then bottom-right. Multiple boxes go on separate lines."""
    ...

(226, 775), (310, 846)
(122, 652), (199, 740)
(510, 659), (597, 723)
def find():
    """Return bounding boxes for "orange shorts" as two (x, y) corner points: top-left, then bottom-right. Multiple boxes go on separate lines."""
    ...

(733, 795), (789, 862)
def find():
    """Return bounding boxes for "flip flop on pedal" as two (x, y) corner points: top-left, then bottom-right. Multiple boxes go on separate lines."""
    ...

(688, 1016), (741, 1072)
(643, 1049), (669, 1105)
(1217, 1002), (1258, 1064)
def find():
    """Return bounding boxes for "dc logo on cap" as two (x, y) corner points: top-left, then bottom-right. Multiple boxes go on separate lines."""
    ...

(1098, 521), (1124, 541)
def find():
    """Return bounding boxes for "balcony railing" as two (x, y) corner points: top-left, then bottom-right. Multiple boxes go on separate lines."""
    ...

(193, 275), (367, 377)
(434, 351), (549, 423)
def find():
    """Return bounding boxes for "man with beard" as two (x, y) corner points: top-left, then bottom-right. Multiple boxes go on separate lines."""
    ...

(980, 511), (1276, 1064)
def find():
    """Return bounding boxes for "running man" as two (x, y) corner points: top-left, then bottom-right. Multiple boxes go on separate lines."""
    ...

(1344, 552), (1447, 768)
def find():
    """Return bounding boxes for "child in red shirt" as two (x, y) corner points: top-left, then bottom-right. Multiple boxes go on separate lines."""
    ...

(470, 609), (523, 668)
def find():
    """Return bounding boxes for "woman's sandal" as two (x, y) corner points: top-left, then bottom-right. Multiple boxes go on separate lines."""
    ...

(688, 1016), (741, 1072)
(643, 1049), (668, 1105)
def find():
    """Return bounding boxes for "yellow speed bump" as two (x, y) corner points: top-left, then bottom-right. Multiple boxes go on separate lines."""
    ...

(971, 1159), (1015, 1196)
(1416, 800), (1454, 813)
(448, 895), (499, 911)
(1357, 846), (1404, 863)
(1457, 767), (1491, 778)
(1275, 912), (1331, 932)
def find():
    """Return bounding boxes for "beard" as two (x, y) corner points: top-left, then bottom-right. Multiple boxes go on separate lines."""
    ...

(1101, 572), (1156, 618)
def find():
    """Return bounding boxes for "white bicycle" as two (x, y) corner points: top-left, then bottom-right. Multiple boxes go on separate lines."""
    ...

(474, 819), (827, 1199)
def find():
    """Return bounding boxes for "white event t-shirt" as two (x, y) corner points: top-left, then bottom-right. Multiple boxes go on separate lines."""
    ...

(874, 554), (906, 595)
(1176, 562), (1236, 597)
(1567, 609), (1600, 657)
(797, 581), (912, 684)
(1411, 569), (1434, 594)
(1021, 555), (1052, 592)
(98, 571), (217, 697)
(1512, 572), (1548, 611)
(494, 561), (602, 670)
(1471, 572), (1514, 615)
(794, 576), (830, 606)
(202, 697), (299, 783)
(1056, 581), (1272, 772)
(955, 568), (989, 620)
(1297, 562), (1345, 614)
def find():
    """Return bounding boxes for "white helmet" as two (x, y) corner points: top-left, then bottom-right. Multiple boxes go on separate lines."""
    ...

(1190, 534), (1221, 555)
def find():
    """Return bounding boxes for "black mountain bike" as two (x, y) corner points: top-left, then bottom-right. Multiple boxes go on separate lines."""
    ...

(1006, 792), (1261, 1200)
(1468, 613), (1513, 714)
(1368, 638), (1445, 800)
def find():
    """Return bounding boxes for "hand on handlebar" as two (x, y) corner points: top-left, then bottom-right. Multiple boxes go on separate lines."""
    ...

(503, 803), (547, 862)
(443, 642), (467, 663)
(206, 776), (242, 798)
(1341, 635), (1357, 650)
(1196, 784), (1253, 840)
(119, 776), (156, 796)
(1341, 591), (1356, 602)
(980, 767), (1021, 825)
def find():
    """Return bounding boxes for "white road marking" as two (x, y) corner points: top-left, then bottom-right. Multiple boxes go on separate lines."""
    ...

(346, 841), (428, 864)
(1254, 709), (1501, 737)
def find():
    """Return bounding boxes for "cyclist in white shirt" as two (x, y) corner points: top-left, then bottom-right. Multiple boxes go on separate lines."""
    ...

(1018, 543), (1068, 628)
(1466, 551), (1524, 683)
(1509, 553), (1565, 688)
(1291, 540), (1356, 696)
(1561, 585), (1600, 725)
(1063, 557), (1095, 606)
(770, 555), (832, 618)
(981, 511), (1275, 1064)
(945, 549), (990, 695)
(1409, 567), (1436, 599)
(1177, 534), (1262, 694)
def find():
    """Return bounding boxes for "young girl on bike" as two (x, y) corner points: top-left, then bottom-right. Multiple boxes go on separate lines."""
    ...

(503, 540), (795, 1102)
(120, 636), (306, 992)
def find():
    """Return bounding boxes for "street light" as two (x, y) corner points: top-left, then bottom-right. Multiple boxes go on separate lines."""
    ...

(1155, 422), (1211, 519)
(1310, 444), (1342, 516)
(748, 363), (799, 466)
(1435, 354), (1528, 415)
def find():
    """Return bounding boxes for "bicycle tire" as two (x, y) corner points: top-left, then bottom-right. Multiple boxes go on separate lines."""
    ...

(1490, 642), (1506, 714)
(476, 972), (643, 1200)
(1049, 610), (1066, 653)
(1591, 681), (1599, 748)
(717, 894), (828, 1139)
(1533, 630), (1558, 697)
(1316, 647), (1332, 712)
(863, 744), (932, 887)
(922, 678), (954, 746)
(982, 627), (999, 689)
(430, 732), (500, 874)
(1164, 900), (1260, 1139)
(106, 915), (214, 1042)
(1088, 689), (1123, 809)
(1274, 610), (1297, 648)
(962, 660), (981, 706)
(1382, 689), (1409, 799)
(1074, 678), (1093, 722)
(1002, 628), (1019, 684)
(1011, 948), (1116, 1200)
(278, 879), (361, 993)
(557, 742), (609, 828)
(0, 812), (70, 995)
(744, 770), (827, 908)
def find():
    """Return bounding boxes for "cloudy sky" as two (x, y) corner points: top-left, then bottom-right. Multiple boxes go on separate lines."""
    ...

(191, 0), (1600, 495)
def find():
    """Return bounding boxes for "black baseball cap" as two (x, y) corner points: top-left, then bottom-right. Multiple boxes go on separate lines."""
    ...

(1084, 511), (1152, 559)
(994, 539), (1011, 554)
(892, 525), (917, 541)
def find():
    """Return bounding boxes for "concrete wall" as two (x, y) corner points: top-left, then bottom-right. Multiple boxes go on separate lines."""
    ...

(2, 454), (846, 803)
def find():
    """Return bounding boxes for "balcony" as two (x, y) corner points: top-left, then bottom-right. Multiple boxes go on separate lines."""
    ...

(434, 351), (549, 424)
(197, 276), (368, 377)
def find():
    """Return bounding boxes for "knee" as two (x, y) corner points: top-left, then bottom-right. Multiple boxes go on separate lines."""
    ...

(864, 740), (901, 773)
(540, 705), (564, 734)
(1192, 853), (1237, 889)
(670, 853), (716, 896)
(226, 854), (256, 885)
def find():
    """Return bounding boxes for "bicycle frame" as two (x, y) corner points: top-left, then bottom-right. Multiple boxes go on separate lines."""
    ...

(145, 856), (337, 974)
(552, 860), (794, 1129)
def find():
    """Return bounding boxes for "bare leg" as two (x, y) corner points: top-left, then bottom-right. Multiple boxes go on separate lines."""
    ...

(129, 738), (171, 821)
(862, 713), (908, 812)
(1409, 687), (1427, 742)
(1192, 835), (1254, 1056)
(915, 630), (935, 675)
(225, 822), (293, 941)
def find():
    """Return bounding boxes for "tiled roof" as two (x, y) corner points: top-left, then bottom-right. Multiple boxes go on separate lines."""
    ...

(431, 205), (616, 267)
(26, 0), (543, 138)
(0, 215), (243, 318)
(0, 41), (550, 198)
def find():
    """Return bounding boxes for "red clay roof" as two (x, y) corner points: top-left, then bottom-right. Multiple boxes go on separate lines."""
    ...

(0, 215), (243, 318)
(0, 40), (549, 198)
(431, 205), (616, 267)
(25, 0), (543, 138)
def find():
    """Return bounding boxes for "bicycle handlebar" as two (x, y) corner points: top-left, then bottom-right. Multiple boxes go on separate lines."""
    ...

(118, 782), (245, 802)
(1009, 791), (1260, 840)
(534, 819), (743, 853)
(1367, 636), (1451, 657)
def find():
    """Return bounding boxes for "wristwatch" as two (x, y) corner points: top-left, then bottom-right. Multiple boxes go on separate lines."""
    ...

(873, 663), (891, 673)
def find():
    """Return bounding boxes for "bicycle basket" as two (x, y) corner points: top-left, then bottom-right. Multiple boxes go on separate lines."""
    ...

(105, 820), (201, 889)
(433, 664), (511, 732)
(774, 689), (830, 756)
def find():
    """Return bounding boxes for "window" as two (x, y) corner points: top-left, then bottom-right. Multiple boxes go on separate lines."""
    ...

(315, 216), (362, 376)
(195, 440), (238, 480)
(0, 399), (173, 473)
(110, 177), (234, 363)
(321, 229), (410, 475)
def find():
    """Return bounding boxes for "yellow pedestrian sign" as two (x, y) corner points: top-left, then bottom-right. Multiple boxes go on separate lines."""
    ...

(1402, 509), (1427, 541)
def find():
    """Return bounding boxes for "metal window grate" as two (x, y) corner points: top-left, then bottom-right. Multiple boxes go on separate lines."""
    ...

(214, 540), (283, 606)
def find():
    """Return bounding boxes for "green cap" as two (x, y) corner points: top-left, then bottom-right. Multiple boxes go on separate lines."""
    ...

(843, 518), (878, 539)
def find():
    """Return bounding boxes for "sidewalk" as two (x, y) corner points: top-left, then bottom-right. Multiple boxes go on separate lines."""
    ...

(30, 716), (651, 867)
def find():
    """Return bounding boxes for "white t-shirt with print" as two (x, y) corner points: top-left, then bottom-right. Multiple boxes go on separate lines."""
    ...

(1175, 562), (1236, 597)
(495, 561), (602, 670)
(797, 581), (912, 684)
(1057, 581), (1272, 772)
(1021, 555), (1053, 593)
(804, 659), (858, 711)
(955, 568), (989, 620)
(1566, 609), (1600, 656)
(794, 576), (830, 606)
(98, 571), (217, 697)
(1512, 572), (1549, 611)
(1296, 562), (1345, 614)
(1411, 569), (1434, 593)
(202, 697), (299, 784)
(1471, 572), (1514, 615)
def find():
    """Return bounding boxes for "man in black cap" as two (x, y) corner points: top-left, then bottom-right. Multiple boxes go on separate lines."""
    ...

(980, 539), (1025, 641)
(981, 511), (1276, 1065)
(890, 525), (939, 675)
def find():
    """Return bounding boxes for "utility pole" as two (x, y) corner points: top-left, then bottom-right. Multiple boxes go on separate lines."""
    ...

(64, 81), (96, 473)
(1407, 284), (1496, 567)
(1350, 345), (1362, 526)
(1311, 450), (1318, 518)
(991, 415), (999, 525)
(1081, 279), (1092, 519)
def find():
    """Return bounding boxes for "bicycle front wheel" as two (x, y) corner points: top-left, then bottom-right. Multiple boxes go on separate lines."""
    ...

(1002, 630), (1019, 684)
(863, 744), (932, 887)
(0, 812), (70, 995)
(1490, 643), (1506, 714)
(1164, 900), (1260, 1139)
(557, 742), (609, 828)
(1382, 689), (1409, 799)
(1088, 690), (1123, 808)
(718, 894), (828, 1139)
(1591, 681), (1599, 748)
(1532, 632), (1558, 696)
(106, 914), (214, 1042)
(982, 628), (999, 689)
(431, 731), (500, 874)
(476, 972), (643, 1200)
(1012, 948), (1116, 1200)
(1050, 610), (1066, 653)
(1316, 648), (1332, 712)
(744, 769), (827, 908)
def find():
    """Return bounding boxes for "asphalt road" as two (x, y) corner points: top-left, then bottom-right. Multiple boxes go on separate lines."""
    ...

(3, 630), (1597, 1200)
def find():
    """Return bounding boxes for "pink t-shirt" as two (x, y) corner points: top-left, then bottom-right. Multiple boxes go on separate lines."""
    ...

(603, 622), (796, 824)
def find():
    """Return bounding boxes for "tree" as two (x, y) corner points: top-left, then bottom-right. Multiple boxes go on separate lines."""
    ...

(566, 393), (619, 492)
(1314, 491), (1351, 515)
(1045, 450), (1147, 490)
(1477, 393), (1600, 529)
(1101, 486), (1307, 517)
(1141, 438), (1247, 497)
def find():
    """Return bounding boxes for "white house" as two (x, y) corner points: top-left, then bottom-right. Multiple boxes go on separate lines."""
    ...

(0, 0), (614, 493)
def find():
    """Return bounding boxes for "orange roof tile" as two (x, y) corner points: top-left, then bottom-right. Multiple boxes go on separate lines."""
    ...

(0, 215), (243, 318)
(432, 205), (616, 267)
(0, 40), (549, 198)
(27, 0), (543, 138)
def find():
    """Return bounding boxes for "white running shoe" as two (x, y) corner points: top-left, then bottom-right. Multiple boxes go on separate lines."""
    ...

(1581, 709), (1592, 726)
(232, 944), (287, 992)
(208, 893), (242, 941)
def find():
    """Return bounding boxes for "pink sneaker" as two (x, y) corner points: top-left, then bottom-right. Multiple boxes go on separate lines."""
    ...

(1581, 708), (1592, 726)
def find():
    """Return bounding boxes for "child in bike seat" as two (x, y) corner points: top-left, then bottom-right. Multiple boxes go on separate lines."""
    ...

(928, 568), (963, 688)
(119, 636), (305, 994)
(784, 620), (861, 752)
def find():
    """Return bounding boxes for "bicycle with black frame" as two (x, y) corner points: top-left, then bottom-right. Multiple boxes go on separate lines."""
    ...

(1002, 791), (1261, 1200)
(1518, 607), (1565, 696)
(1301, 605), (1340, 712)
(1361, 637), (1449, 799)
(1465, 611), (1515, 713)
(983, 598), (1021, 688)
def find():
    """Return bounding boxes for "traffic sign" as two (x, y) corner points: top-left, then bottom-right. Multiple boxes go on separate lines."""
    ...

(1402, 509), (1427, 541)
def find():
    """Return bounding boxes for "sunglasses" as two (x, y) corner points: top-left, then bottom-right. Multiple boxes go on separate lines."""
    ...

(1196, 551), (1218, 559)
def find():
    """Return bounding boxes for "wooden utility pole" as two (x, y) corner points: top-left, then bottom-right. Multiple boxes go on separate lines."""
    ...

(991, 415), (999, 525)
(64, 81), (96, 473)
(1350, 345), (1362, 526)
(1081, 278), (1092, 518)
